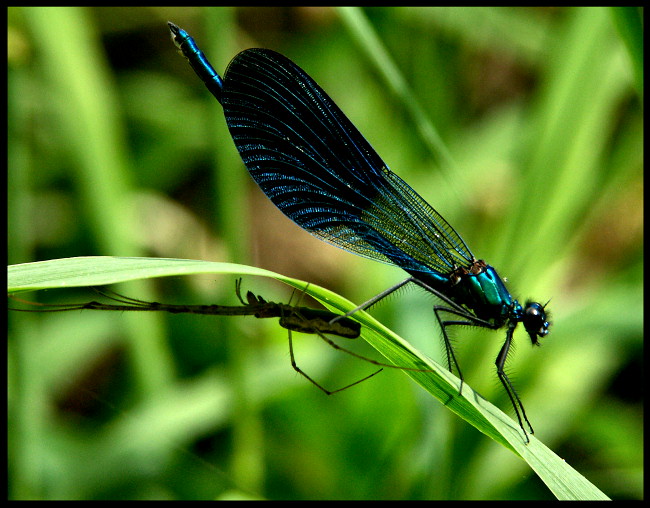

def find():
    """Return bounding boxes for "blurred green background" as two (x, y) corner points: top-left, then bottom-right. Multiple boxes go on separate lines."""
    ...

(8, 6), (642, 500)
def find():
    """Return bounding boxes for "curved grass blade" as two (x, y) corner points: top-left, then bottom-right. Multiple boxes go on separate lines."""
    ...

(7, 255), (608, 499)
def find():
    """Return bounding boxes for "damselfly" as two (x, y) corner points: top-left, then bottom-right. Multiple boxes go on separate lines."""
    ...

(9, 279), (434, 394)
(169, 23), (551, 442)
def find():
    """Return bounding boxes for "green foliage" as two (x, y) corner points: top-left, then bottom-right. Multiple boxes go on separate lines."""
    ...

(8, 257), (609, 500)
(8, 6), (641, 500)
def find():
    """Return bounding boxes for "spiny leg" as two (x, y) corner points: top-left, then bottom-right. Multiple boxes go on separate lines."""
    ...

(278, 287), (384, 393)
(496, 325), (534, 442)
(281, 285), (375, 393)
(285, 300), (439, 375)
(330, 277), (416, 322)
(433, 305), (476, 393)
(282, 282), (438, 391)
(286, 325), (383, 395)
(234, 278), (246, 305)
(308, 325), (436, 374)
(433, 300), (504, 395)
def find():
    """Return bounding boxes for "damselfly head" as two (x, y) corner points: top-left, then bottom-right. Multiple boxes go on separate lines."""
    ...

(522, 301), (551, 345)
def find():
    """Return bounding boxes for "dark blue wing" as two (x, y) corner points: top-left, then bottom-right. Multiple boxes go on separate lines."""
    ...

(222, 48), (474, 275)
